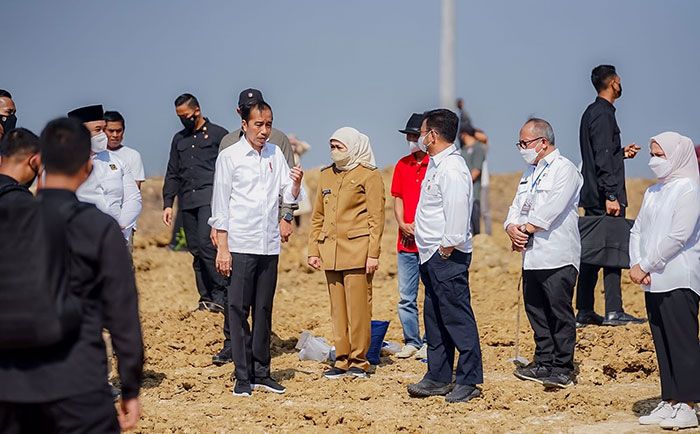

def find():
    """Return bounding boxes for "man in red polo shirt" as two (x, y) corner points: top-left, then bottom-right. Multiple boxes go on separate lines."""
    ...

(391, 113), (429, 359)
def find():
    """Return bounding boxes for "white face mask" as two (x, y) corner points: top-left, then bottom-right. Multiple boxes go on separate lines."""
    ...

(649, 156), (672, 179)
(408, 141), (420, 154)
(91, 132), (109, 153)
(417, 132), (430, 153)
(519, 146), (540, 165)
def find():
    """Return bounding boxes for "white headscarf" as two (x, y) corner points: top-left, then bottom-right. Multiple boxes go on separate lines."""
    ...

(329, 127), (376, 171)
(650, 131), (700, 184)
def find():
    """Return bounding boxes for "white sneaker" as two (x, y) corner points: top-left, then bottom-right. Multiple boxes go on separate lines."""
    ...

(395, 345), (418, 359)
(659, 403), (699, 430)
(639, 401), (673, 425)
(415, 343), (428, 360)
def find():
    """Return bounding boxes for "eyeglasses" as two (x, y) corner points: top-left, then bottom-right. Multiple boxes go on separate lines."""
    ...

(516, 137), (544, 150)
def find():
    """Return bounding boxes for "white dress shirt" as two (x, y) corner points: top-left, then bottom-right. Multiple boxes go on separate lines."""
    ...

(415, 144), (473, 264)
(504, 149), (582, 271)
(109, 144), (146, 182)
(630, 178), (700, 295)
(208, 137), (302, 255)
(76, 151), (142, 241)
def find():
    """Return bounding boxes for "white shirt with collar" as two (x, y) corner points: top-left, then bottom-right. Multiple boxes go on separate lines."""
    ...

(108, 144), (146, 182)
(504, 149), (582, 271)
(415, 144), (473, 264)
(76, 150), (142, 241)
(630, 177), (700, 296)
(208, 136), (302, 255)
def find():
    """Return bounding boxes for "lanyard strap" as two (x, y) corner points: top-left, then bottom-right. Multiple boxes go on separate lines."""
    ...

(530, 162), (551, 192)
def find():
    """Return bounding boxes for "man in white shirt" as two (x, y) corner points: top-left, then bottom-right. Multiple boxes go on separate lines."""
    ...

(209, 100), (303, 398)
(104, 111), (146, 188)
(505, 118), (582, 389)
(68, 105), (142, 242)
(407, 109), (483, 404)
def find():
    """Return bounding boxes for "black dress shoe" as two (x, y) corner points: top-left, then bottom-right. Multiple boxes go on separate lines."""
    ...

(514, 363), (551, 384)
(575, 310), (604, 328)
(212, 348), (233, 366)
(445, 384), (481, 403)
(602, 311), (646, 326)
(407, 377), (453, 397)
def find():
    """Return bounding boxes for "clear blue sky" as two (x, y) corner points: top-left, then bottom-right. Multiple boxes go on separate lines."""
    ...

(4, 0), (699, 177)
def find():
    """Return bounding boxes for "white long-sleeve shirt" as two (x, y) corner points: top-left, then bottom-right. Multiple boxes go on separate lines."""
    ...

(415, 144), (473, 264)
(630, 177), (700, 295)
(208, 137), (302, 255)
(504, 149), (582, 271)
(76, 151), (142, 241)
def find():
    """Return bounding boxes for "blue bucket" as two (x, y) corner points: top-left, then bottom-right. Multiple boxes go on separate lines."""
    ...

(367, 320), (390, 365)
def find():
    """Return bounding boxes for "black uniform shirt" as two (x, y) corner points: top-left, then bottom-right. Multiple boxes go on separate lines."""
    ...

(0, 189), (143, 403)
(579, 97), (628, 209)
(162, 119), (228, 210)
(0, 173), (32, 203)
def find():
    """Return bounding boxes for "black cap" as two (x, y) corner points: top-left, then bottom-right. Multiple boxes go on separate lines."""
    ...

(67, 104), (104, 123)
(399, 113), (424, 135)
(238, 88), (265, 108)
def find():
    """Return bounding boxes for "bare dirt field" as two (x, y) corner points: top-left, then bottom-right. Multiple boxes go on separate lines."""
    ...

(125, 169), (698, 433)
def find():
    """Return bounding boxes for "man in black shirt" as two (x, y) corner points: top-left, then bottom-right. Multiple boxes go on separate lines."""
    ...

(0, 127), (40, 202)
(0, 117), (143, 433)
(163, 93), (228, 315)
(577, 64), (644, 327)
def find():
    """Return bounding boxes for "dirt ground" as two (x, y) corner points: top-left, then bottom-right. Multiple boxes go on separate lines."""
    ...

(125, 170), (698, 433)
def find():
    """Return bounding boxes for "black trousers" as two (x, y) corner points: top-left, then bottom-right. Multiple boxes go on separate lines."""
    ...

(181, 205), (226, 306)
(169, 203), (184, 246)
(523, 265), (577, 374)
(420, 250), (483, 386)
(575, 207), (625, 314)
(646, 289), (700, 402)
(0, 388), (119, 434)
(470, 200), (481, 236)
(224, 253), (279, 383)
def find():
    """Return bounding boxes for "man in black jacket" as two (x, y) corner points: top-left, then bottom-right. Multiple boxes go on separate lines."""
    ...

(0, 117), (144, 433)
(577, 64), (644, 327)
(0, 128), (40, 202)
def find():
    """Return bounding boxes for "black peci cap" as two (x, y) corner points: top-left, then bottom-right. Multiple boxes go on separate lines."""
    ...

(67, 104), (104, 123)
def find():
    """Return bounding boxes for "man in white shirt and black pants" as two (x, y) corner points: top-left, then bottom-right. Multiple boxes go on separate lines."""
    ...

(407, 109), (483, 404)
(209, 100), (303, 397)
(505, 118), (582, 389)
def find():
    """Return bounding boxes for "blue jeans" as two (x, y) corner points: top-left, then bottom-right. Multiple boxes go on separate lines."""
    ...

(397, 251), (423, 348)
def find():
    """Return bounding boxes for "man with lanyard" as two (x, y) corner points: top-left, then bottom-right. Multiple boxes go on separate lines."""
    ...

(68, 104), (142, 243)
(505, 118), (582, 389)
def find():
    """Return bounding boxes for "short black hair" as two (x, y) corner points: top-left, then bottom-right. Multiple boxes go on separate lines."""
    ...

(591, 65), (617, 93)
(240, 101), (272, 122)
(0, 89), (12, 99)
(174, 93), (199, 109)
(423, 109), (459, 143)
(104, 110), (125, 128)
(40, 117), (91, 175)
(0, 128), (39, 158)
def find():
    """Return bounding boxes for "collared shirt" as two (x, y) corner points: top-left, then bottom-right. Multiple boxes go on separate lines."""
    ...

(391, 152), (429, 253)
(163, 119), (228, 210)
(76, 151), (142, 241)
(109, 144), (145, 182)
(579, 96), (628, 209)
(415, 144), (473, 264)
(630, 178), (700, 296)
(208, 137), (303, 255)
(505, 149), (582, 271)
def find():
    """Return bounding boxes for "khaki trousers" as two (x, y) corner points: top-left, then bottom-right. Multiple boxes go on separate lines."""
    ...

(325, 269), (373, 371)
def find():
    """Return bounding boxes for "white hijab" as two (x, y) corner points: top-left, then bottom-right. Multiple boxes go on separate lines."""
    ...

(329, 127), (376, 171)
(650, 131), (700, 184)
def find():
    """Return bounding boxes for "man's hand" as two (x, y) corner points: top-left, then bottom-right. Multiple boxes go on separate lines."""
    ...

(117, 397), (141, 431)
(308, 256), (322, 270)
(366, 257), (379, 274)
(605, 199), (621, 216)
(624, 143), (641, 159)
(506, 224), (529, 250)
(511, 242), (524, 253)
(280, 220), (293, 243)
(162, 207), (173, 227)
(629, 264), (650, 285)
(290, 165), (304, 198)
(399, 222), (415, 236)
(210, 227), (217, 247)
(216, 249), (232, 277)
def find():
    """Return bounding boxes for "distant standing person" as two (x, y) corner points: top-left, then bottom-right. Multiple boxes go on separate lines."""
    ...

(162, 93), (228, 313)
(391, 113), (429, 360)
(459, 126), (487, 235)
(577, 65), (644, 327)
(105, 111), (146, 189)
(476, 129), (492, 235)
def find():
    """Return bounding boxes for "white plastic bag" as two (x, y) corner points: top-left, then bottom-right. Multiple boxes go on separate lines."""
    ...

(296, 331), (333, 362)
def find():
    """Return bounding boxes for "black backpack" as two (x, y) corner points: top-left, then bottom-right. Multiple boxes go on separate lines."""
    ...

(0, 194), (87, 349)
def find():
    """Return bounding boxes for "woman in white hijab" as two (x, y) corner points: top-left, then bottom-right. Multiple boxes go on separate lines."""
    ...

(631, 132), (700, 429)
(307, 127), (385, 379)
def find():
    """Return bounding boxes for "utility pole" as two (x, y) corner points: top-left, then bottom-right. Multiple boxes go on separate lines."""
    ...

(440, 0), (456, 109)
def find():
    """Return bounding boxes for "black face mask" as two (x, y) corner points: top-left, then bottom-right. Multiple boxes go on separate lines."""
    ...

(179, 114), (196, 132)
(614, 82), (622, 99)
(0, 113), (17, 132)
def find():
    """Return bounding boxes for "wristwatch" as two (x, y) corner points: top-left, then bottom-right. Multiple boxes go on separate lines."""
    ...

(282, 212), (294, 222)
(606, 193), (617, 202)
(438, 247), (451, 259)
